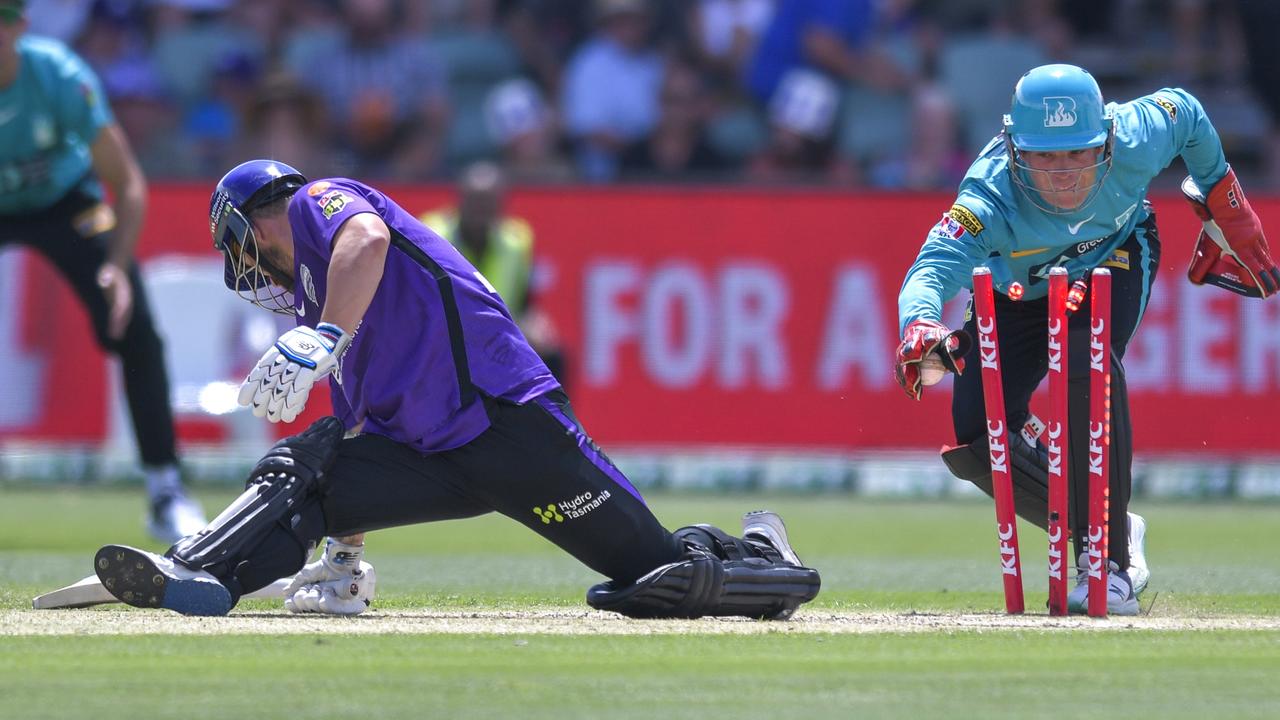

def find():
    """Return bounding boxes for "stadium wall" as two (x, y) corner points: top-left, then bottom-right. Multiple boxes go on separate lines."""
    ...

(2, 186), (1277, 497)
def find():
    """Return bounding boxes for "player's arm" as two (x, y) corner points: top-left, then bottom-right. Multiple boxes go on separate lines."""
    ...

(1144, 89), (1278, 297)
(88, 123), (147, 339)
(894, 201), (995, 400)
(320, 212), (391, 332)
(237, 213), (389, 423)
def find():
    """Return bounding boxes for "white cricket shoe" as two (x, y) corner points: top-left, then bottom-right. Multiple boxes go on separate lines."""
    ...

(147, 493), (207, 545)
(94, 544), (232, 616)
(742, 510), (803, 567)
(1067, 552), (1139, 616)
(1127, 512), (1149, 597)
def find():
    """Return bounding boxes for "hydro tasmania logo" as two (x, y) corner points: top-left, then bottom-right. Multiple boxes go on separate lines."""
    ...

(533, 490), (613, 524)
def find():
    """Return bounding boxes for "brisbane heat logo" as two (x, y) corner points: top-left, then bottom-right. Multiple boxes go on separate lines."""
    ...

(1043, 96), (1078, 128)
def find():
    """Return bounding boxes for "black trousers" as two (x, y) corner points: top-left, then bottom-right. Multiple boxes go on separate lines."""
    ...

(229, 391), (683, 596)
(0, 191), (177, 467)
(951, 215), (1161, 569)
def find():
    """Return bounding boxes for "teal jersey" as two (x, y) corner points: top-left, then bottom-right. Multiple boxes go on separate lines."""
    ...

(0, 36), (113, 214)
(898, 88), (1227, 333)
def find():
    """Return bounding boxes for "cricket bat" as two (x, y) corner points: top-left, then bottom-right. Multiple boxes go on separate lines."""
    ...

(32, 574), (293, 609)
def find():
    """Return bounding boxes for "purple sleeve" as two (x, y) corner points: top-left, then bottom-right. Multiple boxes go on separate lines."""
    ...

(287, 179), (380, 259)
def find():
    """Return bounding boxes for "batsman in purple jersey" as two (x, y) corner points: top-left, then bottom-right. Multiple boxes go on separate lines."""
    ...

(89, 159), (820, 620)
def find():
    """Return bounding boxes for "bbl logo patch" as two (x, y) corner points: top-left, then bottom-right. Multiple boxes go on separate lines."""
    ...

(318, 190), (351, 220)
(307, 181), (331, 196)
(949, 204), (984, 236)
(1043, 96), (1078, 128)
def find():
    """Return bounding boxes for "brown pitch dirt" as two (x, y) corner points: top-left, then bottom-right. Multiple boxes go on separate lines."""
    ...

(4, 609), (1279, 636)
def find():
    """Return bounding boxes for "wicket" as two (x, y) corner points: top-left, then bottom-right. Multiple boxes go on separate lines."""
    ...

(971, 265), (1112, 617)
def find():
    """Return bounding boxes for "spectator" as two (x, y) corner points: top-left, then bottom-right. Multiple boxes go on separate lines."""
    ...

(747, 68), (855, 184)
(619, 61), (731, 181)
(237, 71), (331, 178)
(484, 77), (576, 183)
(100, 55), (199, 178)
(745, 0), (905, 106)
(284, 0), (449, 179)
(500, 0), (592, 98)
(689, 0), (774, 87)
(561, 0), (664, 181)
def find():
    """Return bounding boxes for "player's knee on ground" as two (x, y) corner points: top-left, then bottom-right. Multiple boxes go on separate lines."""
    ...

(167, 417), (345, 597)
(585, 524), (820, 620)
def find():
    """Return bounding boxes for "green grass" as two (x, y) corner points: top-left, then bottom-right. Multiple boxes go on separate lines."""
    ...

(3, 632), (1279, 719)
(2, 488), (1279, 718)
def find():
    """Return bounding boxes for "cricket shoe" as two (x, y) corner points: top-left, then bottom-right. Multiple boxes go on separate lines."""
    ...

(1127, 512), (1149, 597)
(741, 510), (813, 620)
(742, 510), (804, 567)
(1066, 553), (1140, 616)
(147, 492), (207, 545)
(94, 545), (232, 616)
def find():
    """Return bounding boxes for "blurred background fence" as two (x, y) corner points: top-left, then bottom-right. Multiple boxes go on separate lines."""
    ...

(3, 187), (1278, 498)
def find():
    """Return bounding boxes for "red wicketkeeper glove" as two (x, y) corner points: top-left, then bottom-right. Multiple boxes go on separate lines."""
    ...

(1182, 167), (1280, 298)
(894, 319), (970, 401)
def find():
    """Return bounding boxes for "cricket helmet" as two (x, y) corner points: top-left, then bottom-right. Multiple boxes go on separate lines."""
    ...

(1002, 64), (1114, 213)
(209, 159), (306, 314)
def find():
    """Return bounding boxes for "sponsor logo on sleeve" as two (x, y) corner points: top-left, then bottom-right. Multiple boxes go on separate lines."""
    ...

(949, 204), (984, 236)
(936, 213), (966, 240)
(1154, 97), (1178, 123)
(307, 181), (331, 196)
(318, 190), (352, 220)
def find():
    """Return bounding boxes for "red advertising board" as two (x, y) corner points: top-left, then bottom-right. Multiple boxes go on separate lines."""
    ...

(3, 185), (1277, 455)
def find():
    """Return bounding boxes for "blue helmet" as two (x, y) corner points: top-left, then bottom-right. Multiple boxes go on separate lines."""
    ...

(1002, 64), (1114, 213)
(209, 159), (306, 313)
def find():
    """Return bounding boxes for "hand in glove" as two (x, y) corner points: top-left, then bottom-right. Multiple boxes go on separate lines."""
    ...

(284, 538), (374, 616)
(1183, 167), (1279, 298)
(239, 322), (351, 423)
(894, 319), (970, 401)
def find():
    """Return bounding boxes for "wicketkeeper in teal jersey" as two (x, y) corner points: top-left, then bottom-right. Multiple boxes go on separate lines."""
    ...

(0, 0), (204, 541)
(894, 64), (1277, 615)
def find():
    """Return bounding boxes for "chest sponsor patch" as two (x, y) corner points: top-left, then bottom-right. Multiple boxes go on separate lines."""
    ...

(318, 190), (352, 220)
(1102, 249), (1130, 271)
(949, 204), (983, 236)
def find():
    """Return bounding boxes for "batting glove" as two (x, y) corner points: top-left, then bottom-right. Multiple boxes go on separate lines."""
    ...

(283, 538), (372, 616)
(239, 322), (351, 423)
(284, 561), (376, 616)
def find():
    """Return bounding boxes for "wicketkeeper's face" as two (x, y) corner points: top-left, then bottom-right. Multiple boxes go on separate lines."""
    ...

(1020, 147), (1104, 211)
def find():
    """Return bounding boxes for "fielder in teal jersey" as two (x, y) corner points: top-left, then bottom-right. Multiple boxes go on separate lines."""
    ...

(0, 1), (204, 541)
(894, 64), (1278, 615)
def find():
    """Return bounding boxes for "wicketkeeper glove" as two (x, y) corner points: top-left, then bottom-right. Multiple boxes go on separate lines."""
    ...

(894, 319), (970, 401)
(239, 322), (351, 423)
(1182, 167), (1280, 298)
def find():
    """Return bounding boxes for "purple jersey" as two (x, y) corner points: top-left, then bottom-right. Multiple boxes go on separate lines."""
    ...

(286, 178), (559, 452)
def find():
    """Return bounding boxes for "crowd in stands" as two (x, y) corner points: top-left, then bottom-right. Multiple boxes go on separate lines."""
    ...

(30, 0), (1280, 189)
